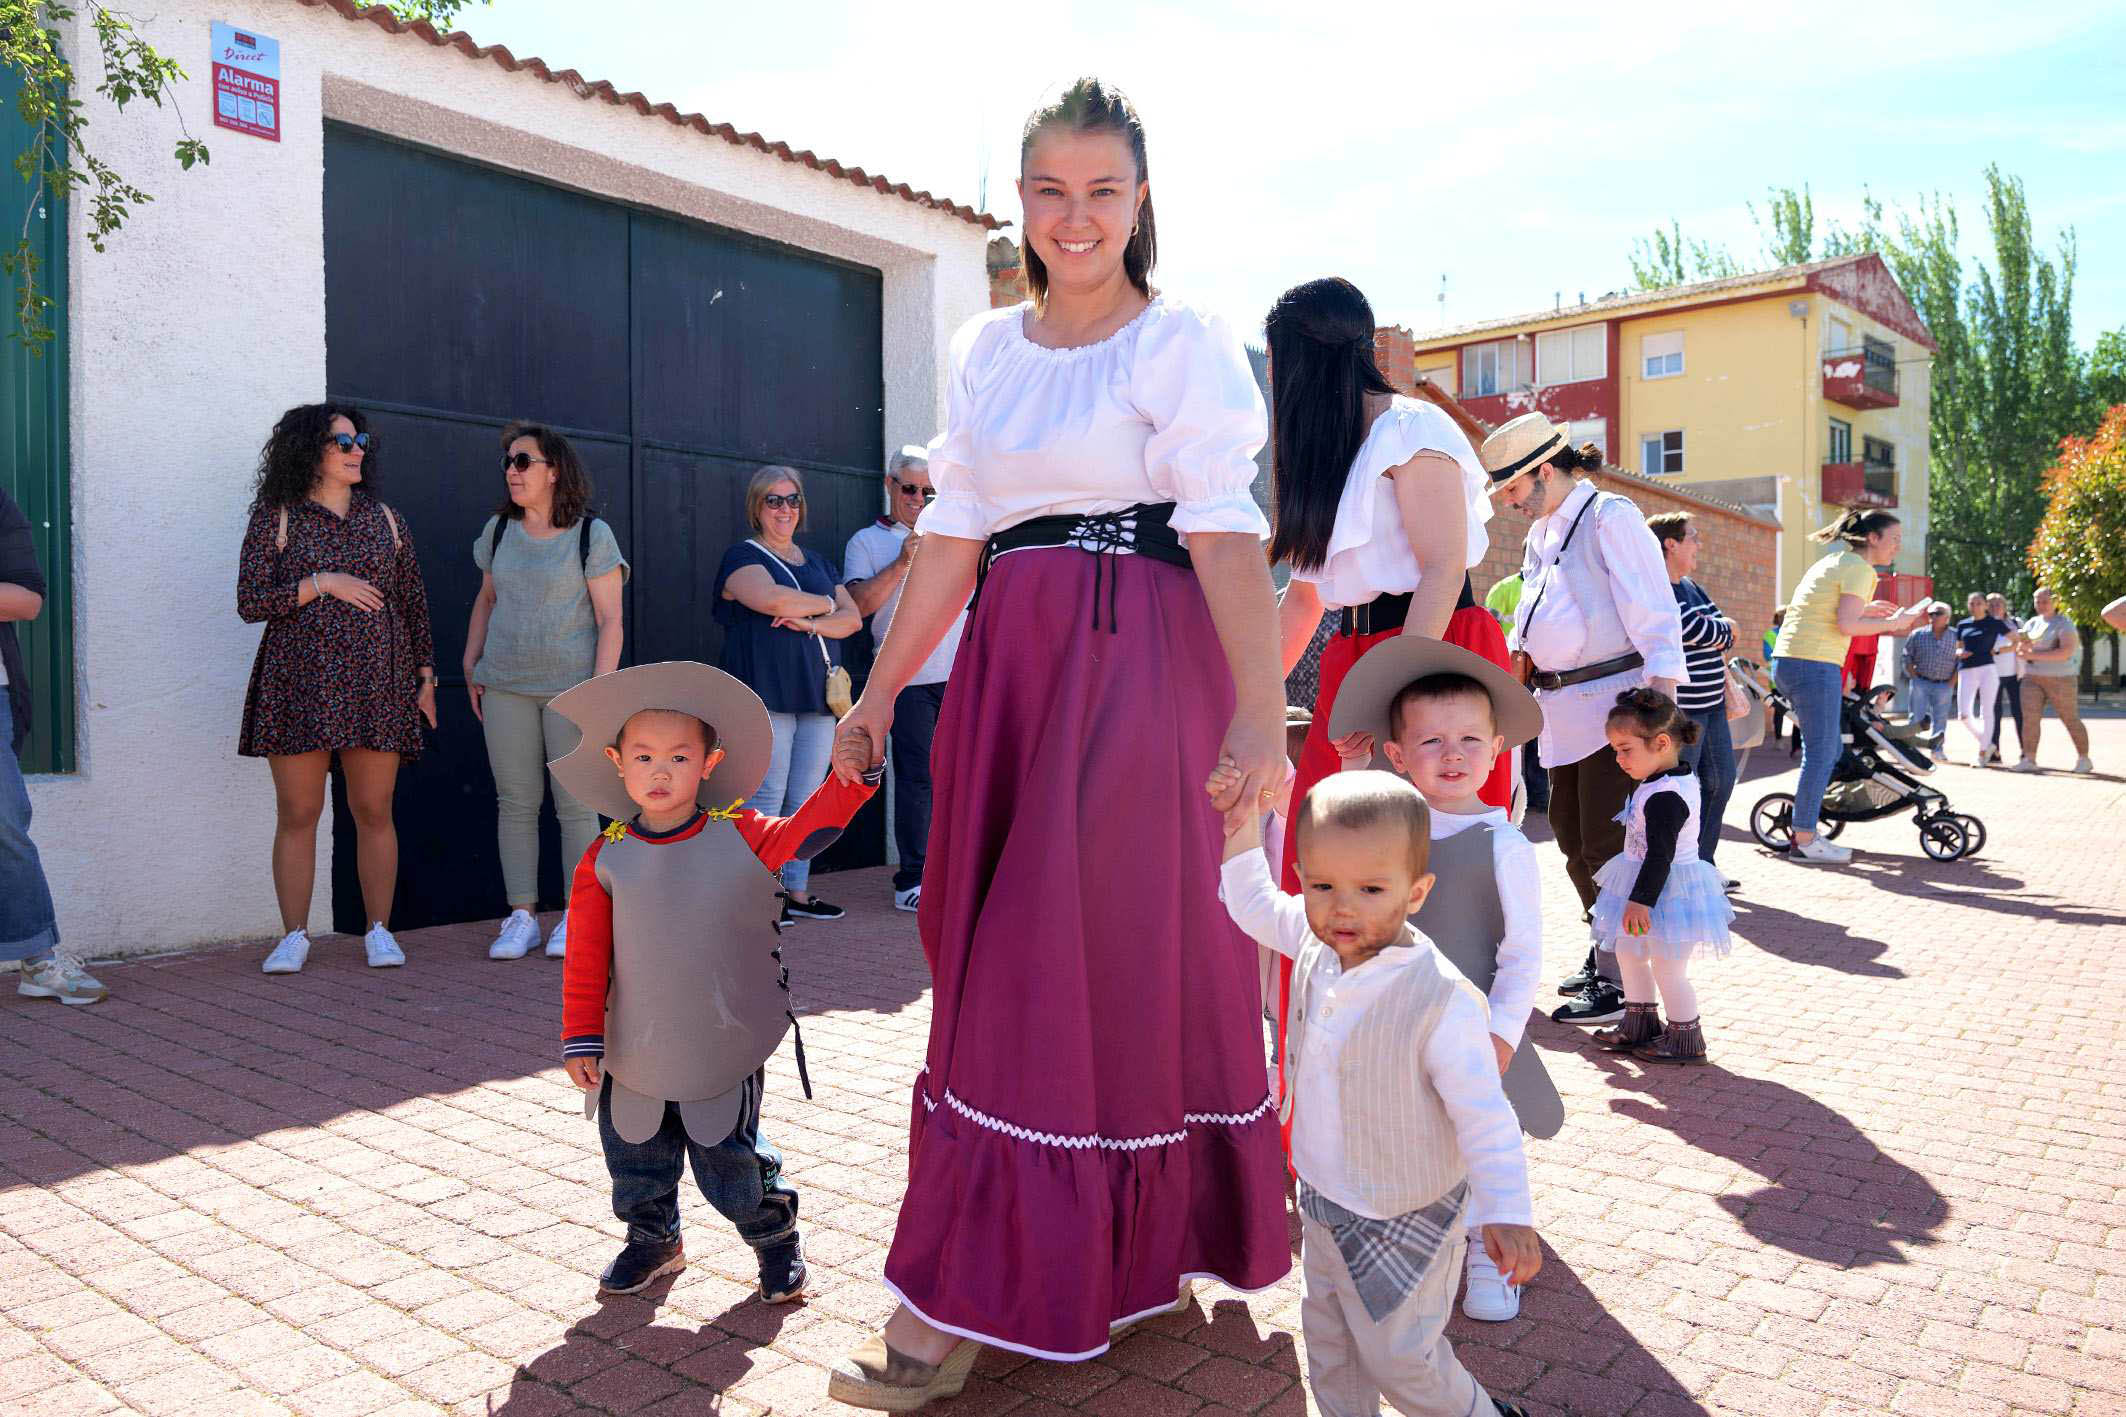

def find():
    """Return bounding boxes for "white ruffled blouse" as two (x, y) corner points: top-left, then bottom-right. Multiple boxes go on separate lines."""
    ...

(1287, 396), (1491, 610)
(917, 298), (1271, 545)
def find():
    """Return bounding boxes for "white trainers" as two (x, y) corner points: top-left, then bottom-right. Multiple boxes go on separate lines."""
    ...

(1462, 1243), (1521, 1322)
(893, 886), (921, 913)
(2075, 756), (2095, 775)
(18, 952), (107, 1006)
(2011, 758), (2039, 773)
(262, 928), (311, 974)
(1789, 836), (1853, 864)
(489, 909), (539, 960)
(545, 912), (568, 958)
(364, 924), (406, 968)
(1929, 749), (1949, 764)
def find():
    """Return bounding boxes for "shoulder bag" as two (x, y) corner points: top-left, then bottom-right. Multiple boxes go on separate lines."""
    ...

(747, 540), (853, 718)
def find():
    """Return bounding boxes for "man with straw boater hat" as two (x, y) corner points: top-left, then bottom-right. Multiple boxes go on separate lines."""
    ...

(1479, 413), (1685, 1029)
(546, 662), (878, 1301)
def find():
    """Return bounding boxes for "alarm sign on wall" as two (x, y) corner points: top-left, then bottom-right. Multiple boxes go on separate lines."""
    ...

(211, 21), (281, 141)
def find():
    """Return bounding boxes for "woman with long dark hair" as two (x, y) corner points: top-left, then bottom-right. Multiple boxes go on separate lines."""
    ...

(1769, 509), (1927, 863)
(824, 77), (1288, 1407)
(464, 421), (628, 960)
(238, 404), (437, 974)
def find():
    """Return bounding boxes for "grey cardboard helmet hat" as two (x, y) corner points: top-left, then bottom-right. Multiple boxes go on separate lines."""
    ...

(547, 662), (773, 822)
(1326, 636), (1544, 771)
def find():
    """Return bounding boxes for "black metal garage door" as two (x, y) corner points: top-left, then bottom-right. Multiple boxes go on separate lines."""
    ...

(323, 124), (887, 933)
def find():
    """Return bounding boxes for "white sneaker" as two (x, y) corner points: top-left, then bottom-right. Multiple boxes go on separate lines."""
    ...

(1789, 836), (1853, 864)
(18, 952), (107, 1005)
(2011, 758), (2039, 773)
(364, 924), (405, 968)
(489, 909), (539, 960)
(1929, 749), (1949, 764)
(1972, 752), (1991, 768)
(1462, 1244), (1520, 1321)
(893, 886), (921, 913)
(545, 912), (568, 958)
(2075, 756), (2095, 775)
(262, 928), (310, 974)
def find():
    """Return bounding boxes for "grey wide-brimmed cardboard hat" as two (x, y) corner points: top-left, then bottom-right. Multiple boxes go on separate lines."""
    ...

(1326, 637), (1544, 768)
(547, 662), (773, 822)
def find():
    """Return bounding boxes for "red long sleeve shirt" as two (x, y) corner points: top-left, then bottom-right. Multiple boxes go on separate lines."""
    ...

(560, 770), (877, 1056)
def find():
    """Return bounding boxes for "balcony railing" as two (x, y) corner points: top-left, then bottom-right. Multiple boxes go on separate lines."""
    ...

(1822, 347), (1899, 409)
(1822, 460), (1897, 509)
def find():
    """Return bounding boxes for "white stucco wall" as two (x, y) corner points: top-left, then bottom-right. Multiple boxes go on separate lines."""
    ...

(31, 0), (990, 960)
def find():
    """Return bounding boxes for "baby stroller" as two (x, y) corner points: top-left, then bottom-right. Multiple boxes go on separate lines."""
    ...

(1748, 681), (1986, 860)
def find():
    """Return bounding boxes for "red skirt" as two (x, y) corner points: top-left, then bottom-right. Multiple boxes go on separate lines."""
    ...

(1272, 606), (1512, 1152)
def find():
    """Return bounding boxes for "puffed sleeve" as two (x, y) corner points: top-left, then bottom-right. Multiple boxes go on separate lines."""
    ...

(1130, 305), (1271, 542)
(916, 312), (997, 542)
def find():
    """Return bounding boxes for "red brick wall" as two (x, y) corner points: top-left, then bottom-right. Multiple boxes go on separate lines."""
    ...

(1474, 474), (1779, 662)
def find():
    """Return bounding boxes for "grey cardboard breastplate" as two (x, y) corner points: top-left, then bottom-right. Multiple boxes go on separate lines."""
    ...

(590, 824), (791, 1144)
(1412, 821), (1565, 1140)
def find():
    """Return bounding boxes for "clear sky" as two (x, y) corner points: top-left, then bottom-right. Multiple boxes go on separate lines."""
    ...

(450, 0), (2125, 349)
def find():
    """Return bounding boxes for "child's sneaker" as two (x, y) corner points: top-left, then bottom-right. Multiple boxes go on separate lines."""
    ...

(1462, 1244), (1521, 1321)
(599, 1237), (685, 1294)
(758, 1234), (808, 1304)
(489, 909), (539, 959)
(545, 912), (569, 958)
(262, 928), (311, 974)
(17, 952), (107, 1006)
(364, 924), (406, 968)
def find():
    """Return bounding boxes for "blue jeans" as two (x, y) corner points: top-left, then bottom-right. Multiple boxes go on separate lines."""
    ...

(597, 1071), (799, 1273)
(745, 711), (836, 895)
(1, 733), (60, 962)
(890, 683), (945, 893)
(1681, 705), (1736, 866)
(1907, 677), (1955, 748)
(1775, 656), (1844, 835)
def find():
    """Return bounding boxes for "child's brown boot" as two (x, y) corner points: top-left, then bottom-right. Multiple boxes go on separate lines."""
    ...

(1635, 1017), (1709, 1065)
(1593, 1001), (1662, 1052)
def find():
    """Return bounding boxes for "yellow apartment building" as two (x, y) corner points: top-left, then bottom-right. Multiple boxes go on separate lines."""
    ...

(1385, 254), (1936, 597)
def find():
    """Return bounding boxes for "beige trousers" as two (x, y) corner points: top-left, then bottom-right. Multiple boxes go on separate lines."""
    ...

(480, 687), (597, 910)
(2019, 676), (2089, 760)
(1301, 1215), (1488, 1417)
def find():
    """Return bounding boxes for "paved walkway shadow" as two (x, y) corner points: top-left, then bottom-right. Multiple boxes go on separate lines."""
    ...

(1593, 1053), (1944, 1269)
(1725, 896), (1905, 978)
(492, 1279), (797, 1414)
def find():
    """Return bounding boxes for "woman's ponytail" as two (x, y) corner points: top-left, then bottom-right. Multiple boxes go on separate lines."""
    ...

(1811, 507), (1899, 547)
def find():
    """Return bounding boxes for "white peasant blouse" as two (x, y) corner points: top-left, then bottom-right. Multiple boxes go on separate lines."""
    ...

(917, 298), (1271, 545)
(1287, 396), (1492, 610)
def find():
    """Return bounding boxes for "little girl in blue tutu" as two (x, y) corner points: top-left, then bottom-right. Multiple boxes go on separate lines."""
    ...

(1588, 687), (1734, 1064)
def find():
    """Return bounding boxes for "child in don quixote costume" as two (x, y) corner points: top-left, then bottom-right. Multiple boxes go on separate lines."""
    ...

(547, 662), (878, 1301)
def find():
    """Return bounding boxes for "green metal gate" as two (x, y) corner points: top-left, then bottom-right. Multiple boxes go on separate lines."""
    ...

(0, 70), (75, 773)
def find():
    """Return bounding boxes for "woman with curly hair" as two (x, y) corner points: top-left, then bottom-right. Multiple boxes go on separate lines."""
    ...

(237, 404), (437, 975)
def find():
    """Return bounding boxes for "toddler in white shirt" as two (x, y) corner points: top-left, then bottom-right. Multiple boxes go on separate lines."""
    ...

(1211, 766), (1538, 1417)
(1323, 638), (1558, 1328)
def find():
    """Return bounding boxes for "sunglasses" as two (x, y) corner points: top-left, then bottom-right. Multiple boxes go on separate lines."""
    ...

(761, 492), (803, 510)
(895, 481), (937, 501)
(501, 452), (551, 473)
(324, 433), (371, 453)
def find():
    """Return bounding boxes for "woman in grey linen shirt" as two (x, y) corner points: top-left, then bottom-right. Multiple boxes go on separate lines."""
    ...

(463, 422), (628, 961)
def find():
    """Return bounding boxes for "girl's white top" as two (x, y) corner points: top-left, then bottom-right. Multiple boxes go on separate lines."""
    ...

(1287, 396), (1491, 609)
(917, 298), (1270, 545)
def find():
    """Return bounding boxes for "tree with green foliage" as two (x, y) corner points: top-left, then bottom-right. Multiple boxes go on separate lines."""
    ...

(1629, 218), (1738, 290)
(2028, 404), (2126, 630)
(5, 0), (489, 348)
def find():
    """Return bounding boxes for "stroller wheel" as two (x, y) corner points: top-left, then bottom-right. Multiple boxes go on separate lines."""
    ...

(1821, 816), (1847, 840)
(1919, 813), (1968, 861)
(1751, 793), (1797, 850)
(1954, 814), (1986, 857)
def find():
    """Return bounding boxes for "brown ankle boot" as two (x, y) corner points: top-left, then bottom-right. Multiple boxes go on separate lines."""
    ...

(1635, 1017), (1709, 1065)
(1593, 1001), (1663, 1052)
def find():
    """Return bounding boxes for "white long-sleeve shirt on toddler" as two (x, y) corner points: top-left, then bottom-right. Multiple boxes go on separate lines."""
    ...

(1220, 849), (1532, 1228)
(1428, 805), (1542, 1052)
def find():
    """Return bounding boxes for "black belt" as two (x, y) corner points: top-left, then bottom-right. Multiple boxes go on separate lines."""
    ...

(1335, 576), (1479, 637)
(1527, 652), (1644, 691)
(975, 502), (1190, 633)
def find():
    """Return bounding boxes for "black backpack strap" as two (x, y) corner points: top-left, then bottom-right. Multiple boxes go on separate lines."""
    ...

(580, 513), (596, 572)
(488, 516), (506, 565)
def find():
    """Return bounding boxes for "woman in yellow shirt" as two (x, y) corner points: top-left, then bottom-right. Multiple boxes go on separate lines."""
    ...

(1771, 510), (1929, 863)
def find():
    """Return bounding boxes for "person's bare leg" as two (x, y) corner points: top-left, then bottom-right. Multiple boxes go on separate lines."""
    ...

(340, 749), (402, 927)
(266, 752), (331, 932)
(880, 1304), (958, 1363)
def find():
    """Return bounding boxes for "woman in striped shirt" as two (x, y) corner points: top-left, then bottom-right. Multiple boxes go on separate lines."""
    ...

(1649, 514), (1736, 882)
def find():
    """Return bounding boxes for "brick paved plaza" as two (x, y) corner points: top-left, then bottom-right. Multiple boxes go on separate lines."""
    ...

(6, 720), (2125, 1416)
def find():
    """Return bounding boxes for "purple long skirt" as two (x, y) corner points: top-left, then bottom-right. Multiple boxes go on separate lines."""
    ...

(880, 545), (1292, 1361)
